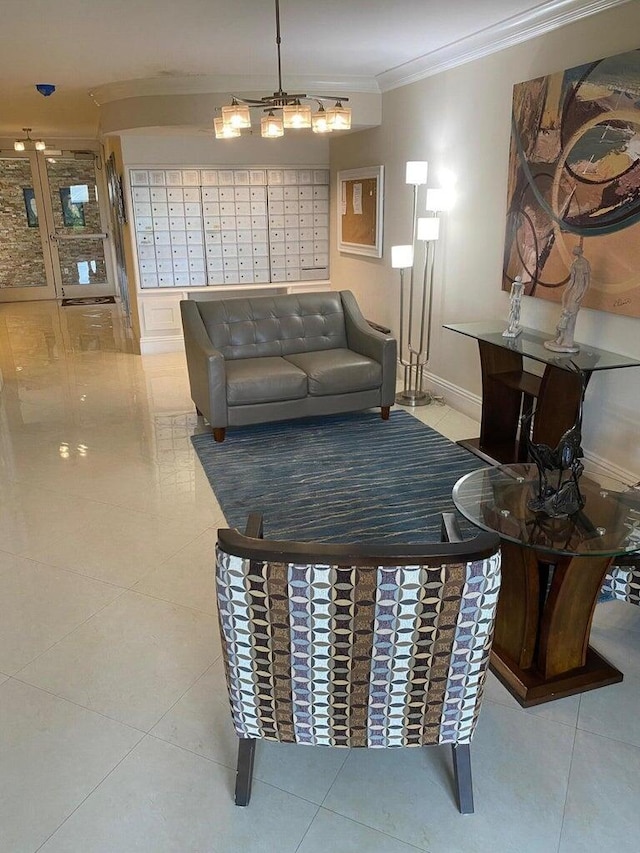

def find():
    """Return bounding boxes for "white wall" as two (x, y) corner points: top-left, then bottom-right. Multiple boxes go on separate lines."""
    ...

(329, 3), (640, 480)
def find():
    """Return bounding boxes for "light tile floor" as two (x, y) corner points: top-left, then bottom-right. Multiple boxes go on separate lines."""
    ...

(0, 300), (638, 852)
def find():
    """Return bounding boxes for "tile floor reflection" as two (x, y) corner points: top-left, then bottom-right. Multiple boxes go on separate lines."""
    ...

(0, 299), (638, 852)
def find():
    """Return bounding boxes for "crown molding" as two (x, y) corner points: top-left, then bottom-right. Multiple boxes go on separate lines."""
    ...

(90, 74), (379, 106)
(377, 0), (633, 91)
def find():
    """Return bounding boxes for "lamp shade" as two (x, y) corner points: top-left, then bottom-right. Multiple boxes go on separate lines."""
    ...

(222, 100), (251, 129)
(261, 112), (284, 138)
(405, 161), (428, 185)
(426, 188), (452, 212)
(13, 140), (25, 151)
(326, 102), (351, 130)
(391, 245), (414, 269)
(214, 117), (241, 139)
(312, 106), (332, 134)
(417, 217), (440, 241)
(283, 102), (312, 129)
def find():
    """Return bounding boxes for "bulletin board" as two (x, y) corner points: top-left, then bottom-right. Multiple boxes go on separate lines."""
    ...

(337, 166), (384, 257)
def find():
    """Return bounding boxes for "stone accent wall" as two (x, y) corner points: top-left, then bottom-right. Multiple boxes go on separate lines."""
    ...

(0, 159), (47, 289)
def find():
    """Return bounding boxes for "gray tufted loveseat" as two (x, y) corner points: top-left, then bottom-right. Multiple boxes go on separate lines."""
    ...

(180, 290), (397, 441)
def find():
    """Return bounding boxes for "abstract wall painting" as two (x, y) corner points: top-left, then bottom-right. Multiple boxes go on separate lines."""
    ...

(503, 48), (640, 319)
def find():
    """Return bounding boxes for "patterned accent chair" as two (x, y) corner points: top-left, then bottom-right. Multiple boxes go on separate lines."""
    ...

(215, 513), (501, 814)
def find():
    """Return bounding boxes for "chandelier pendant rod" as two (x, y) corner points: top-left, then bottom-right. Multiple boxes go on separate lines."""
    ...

(275, 0), (284, 97)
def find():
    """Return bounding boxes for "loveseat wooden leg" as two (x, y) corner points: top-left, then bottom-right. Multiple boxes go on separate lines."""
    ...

(213, 427), (226, 442)
(381, 406), (390, 420)
(235, 738), (256, 806)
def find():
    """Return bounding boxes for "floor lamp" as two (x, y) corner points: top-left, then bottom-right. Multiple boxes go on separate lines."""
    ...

(393, 165), (442, 407)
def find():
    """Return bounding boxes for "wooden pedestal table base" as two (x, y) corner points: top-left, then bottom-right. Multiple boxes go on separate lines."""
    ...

(490, 540), (622, 707)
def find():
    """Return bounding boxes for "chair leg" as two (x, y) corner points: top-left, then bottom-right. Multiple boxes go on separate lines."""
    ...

(212, 427), (226, 442)
(451, 743), (474, 814)
(235, 738), (256, 806)
(381, 405), (390, 420)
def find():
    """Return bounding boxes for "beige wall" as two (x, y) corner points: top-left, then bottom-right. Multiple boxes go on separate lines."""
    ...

(329, 3), (640, 480)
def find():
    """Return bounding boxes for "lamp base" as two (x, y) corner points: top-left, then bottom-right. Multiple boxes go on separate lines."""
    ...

(395, 388), (432, 407)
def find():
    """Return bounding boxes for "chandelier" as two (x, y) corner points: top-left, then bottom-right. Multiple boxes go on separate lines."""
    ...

(215, 0), (352, 139)
(14, 128), (46, 152)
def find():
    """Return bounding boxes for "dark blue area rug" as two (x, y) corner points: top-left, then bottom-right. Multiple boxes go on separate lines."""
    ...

(192, 409), (484, 543)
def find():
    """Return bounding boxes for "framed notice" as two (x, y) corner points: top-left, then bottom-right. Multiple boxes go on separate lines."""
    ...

(337, 166), (384, 258)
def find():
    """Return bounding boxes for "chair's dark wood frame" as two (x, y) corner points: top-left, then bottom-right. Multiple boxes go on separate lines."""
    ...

(223, 512), (499, 813)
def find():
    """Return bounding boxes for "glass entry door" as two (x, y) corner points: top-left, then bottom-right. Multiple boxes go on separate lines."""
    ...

(0, 150), (115, 302)
(0, 154), (58, 301)
(45, 155), (114, 299)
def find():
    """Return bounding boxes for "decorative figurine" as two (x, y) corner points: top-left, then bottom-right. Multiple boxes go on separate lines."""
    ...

(503, 275), (524, 338)
(544, 244), (591, 353)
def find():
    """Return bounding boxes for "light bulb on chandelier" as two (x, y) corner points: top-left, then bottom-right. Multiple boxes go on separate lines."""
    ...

(14, 128), (46, 152)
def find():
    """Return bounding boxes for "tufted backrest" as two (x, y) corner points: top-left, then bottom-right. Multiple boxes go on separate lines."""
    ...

(215, 523), (501, 749)
(196, 292), (348, 359)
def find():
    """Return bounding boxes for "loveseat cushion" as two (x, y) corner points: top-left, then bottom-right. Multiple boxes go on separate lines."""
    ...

(284, 349), (382, 397)
(226, 357), (307, 405)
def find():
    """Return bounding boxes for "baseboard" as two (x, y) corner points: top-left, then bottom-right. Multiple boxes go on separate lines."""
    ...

(139, 334), (184, 354)
(582, 449), (640, 486)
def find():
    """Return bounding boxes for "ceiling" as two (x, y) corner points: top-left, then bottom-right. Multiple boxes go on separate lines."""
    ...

(0, 0), (627, 139)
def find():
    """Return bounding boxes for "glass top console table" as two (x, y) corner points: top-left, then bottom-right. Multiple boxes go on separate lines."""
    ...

(444, 322), (640, 465)
(453, 464), (640, 706)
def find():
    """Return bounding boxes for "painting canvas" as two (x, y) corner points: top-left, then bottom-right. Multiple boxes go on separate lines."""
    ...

(503, 48), (640, 318)
(23, 188), (38, 227)
(60, 187), (85, 227)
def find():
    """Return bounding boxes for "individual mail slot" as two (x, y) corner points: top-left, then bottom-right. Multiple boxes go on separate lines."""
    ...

(254, 270), (270, 283)
(234, 187), (250, 202)
(183, 188), (200, 202)
(298, 214), (313, 227)
(285, 255), (300, 267)
(251, 216), (267, 229)
(236, 244), (251, 257)
(283, 170), (298, 185)
(222, 244), (238, 257)
(237, 258), (252, 269)
(186, 231), (203, 244)
(314, 227), (329, 241)
(219, 218), (236, 231)
(189, 273), (205, 285)
(218, 187), (235, 201)
(299, 255), (314, 267)
(189, 258), (205, 272)
(314, 214), (329, 227)
(314, 240), (329, 255)
(224, 272), (240, 284)
(270, 242), (286, 256)
(133, 187), (151, 203)
(251, 201), (267, 215)
(165, 170), (183, 185)
(182, 170), (200, 186)
(171, 258), (189, 273)
(171, 231), (188, 245)
(219, 202), (236, 216)
(201, 170), (218, 186)
(151, 203), (168, 217)
(299, 201), (313, 215)
(141, 273), (158, 287)
(154, 231), (171, 245)
(314, 254), (329, 266)
(301, 268), (327, 281)
(298, 169), (312, 184)
(169, 217), (185, 230)
(298, 186), (313, 200)
(206, 242), (223, 257)
(253, 257), (269, 270)
(238, 272), (255, 283)
(168, 203), (185, 217)
(223, 258), (239, 270)
(171, 245), (188, 258)
(138, 244), (155, 259)
(186, 217), (203, 231)
(139, 260), (157, 274)
(236, 215), (251, 230)
(252, 229), (268, 244)
(207, 257), (223, 271)
(284, 200), (299, 213)
(285, 229), (299, 242)
(270, 269), (286, 282)
(286, 268), (301, 280)
(313, 185), (329, 199)
(155, 245), (172, 259)
(283, 186), (298, 200)
(207, 269), (225, 285)
(158, 273), (175, 286)
(237, 230), (252, 244)
(131, 170), (149, 185)
(166, 188), (184, 202)
(269, 215), (285, 229)
(313, 200), (329, 213)
(150, 188), (167, 202)
(252, 242), (268, 257)
(299, 242), (311, 255)
(187, 245), (204, 258)
(221, 231), (238, 244)
(149, 170), (166, 186)
(174, 273), (191, 286)
(136, 217), (153, 232)
(234, 202), (251, 217)
(299, 227), (314, 241)
(269, 200), (284, 215)
(268, 186), (284, 201)
(184, 203), (201, 217)
(203, 202), (220, 216)
(137, 232), (153, 244)
(250, 186), (266, 201)
(270, 229), (285, 242)
(202, 187), (219, 201)
(134, 202), (152, 217)
(284, 215), (299, 228)
(270, 256), (286, 269)
(204, 218), (221, 231)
